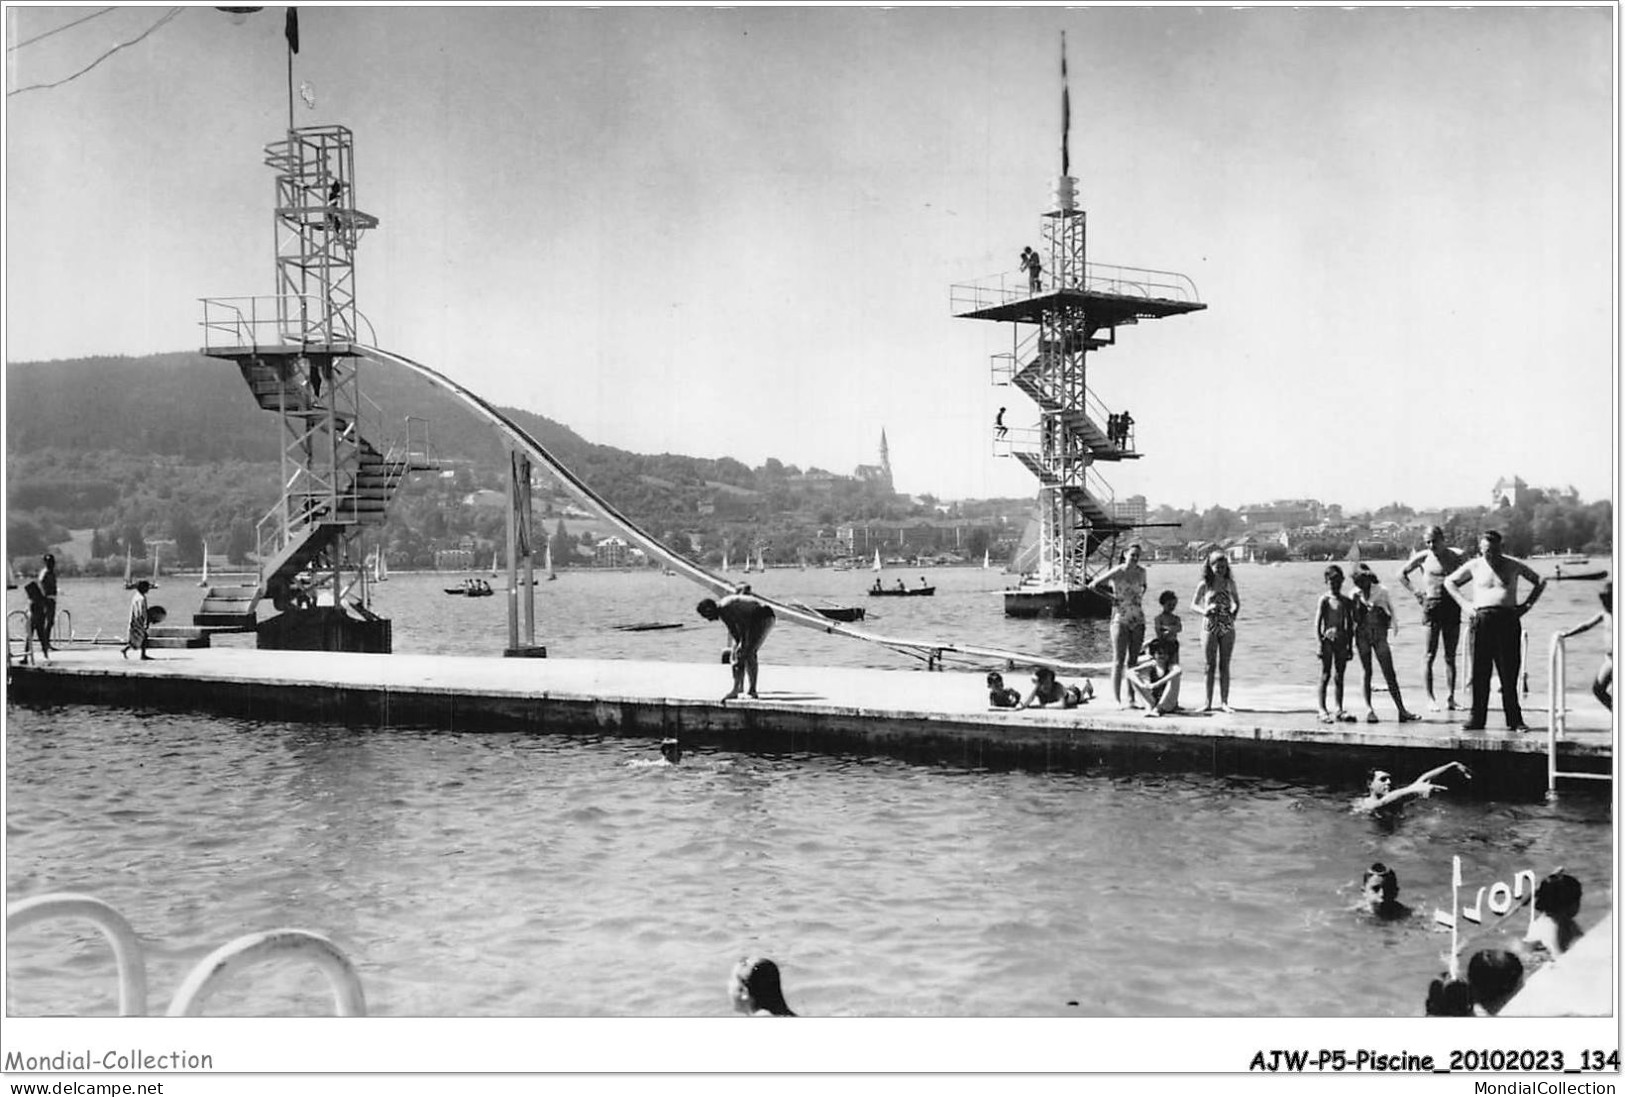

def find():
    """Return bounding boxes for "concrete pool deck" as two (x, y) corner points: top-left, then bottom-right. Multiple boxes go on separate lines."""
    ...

(7, 644), (1612, 798)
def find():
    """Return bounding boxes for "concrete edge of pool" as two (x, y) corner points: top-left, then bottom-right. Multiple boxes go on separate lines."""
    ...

(6, 645), (1612, 799)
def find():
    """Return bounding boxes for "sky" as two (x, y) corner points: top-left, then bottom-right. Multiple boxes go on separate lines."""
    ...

(3, 4), (1618, 514)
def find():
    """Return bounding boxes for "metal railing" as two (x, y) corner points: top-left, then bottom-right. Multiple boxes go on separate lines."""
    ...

(950, 261), (1203, 314)
(1545, 631), (1611, 793)
(200, 294), (338, 352)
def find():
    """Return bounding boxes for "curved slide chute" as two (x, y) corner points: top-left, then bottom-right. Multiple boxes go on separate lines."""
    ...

(357, 345), (1111, 675)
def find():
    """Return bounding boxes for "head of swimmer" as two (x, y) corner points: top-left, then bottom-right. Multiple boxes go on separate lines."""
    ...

(1361, 862), (1399, 910)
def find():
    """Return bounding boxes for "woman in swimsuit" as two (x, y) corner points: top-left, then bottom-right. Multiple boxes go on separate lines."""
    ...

(1191, 551), (1241, 712)
(1090, 542), (1149, 707)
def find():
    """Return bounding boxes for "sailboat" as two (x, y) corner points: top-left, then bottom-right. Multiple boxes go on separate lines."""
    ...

(722, 549), (730, 573)
(755, 547), (766, 572)
(983, 549), (990, 570)
(872, 548), (882, 572)
(126, 546), (159, 590)
(372, 549), (388, 583)
(490, 549), (500, 577)
(198, 541), (210, 587)
(1345, 541), (1361, 570)
(544, 537), (556, 581)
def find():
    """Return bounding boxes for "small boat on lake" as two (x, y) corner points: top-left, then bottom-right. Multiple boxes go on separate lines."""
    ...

(445, 578), (495, 597)
(792, 600), (867, 622)
(868, 581), (934, 598)
(1550, 566), (1608, 582)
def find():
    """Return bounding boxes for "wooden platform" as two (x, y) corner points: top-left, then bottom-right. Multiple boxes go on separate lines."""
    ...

(5, 646), (1612, 797)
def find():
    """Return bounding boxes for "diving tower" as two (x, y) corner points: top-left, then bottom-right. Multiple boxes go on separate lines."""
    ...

(199, 124), (419, 652)
(953, 165), (1205, 617)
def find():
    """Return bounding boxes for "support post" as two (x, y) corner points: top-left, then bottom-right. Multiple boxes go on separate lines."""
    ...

(505, 450), (546, 658)
(506, 450), (520, 653)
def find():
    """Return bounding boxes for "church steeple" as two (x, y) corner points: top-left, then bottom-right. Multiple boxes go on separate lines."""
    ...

(879, 428), (893, 492)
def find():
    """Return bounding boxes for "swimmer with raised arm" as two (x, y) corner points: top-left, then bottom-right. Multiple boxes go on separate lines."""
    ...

(1355, 761), (1471, 815)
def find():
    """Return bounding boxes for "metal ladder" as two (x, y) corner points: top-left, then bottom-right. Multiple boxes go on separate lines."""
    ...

(1545, 631), (1612, 793)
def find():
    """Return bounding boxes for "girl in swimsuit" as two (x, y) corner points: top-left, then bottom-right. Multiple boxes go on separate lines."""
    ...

(1351, 564), (1421, 723)
(1192, 551), (1240, 712)
(1090, 542), (1148, 708)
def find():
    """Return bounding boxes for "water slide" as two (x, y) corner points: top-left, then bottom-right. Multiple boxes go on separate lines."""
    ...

(357, 345), (1110, 675)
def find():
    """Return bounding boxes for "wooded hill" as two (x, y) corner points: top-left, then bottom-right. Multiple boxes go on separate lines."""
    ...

(4, 352), (917, 568)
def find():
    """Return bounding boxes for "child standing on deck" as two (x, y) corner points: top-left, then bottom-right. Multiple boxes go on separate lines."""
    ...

(1315, 565), (1357, 723)
(1351, 564), (1422, 724)
(1152, 590), (1182, 669)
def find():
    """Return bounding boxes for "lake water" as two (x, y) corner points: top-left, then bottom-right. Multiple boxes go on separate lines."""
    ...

(4, 561), (1614, 1017)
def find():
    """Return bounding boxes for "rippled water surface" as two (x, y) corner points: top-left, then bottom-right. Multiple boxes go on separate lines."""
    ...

(5, 563), (1615, 1016)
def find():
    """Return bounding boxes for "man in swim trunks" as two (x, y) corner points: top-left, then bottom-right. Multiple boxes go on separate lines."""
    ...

(1445, 530), (1545, 732)
(1398, 525), (1468, 711)
(697, 590), (776, 702)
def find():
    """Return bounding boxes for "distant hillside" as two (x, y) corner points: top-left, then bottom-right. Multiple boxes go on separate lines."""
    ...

(3, 351), (915, 569)
(2, 352), (594, 469)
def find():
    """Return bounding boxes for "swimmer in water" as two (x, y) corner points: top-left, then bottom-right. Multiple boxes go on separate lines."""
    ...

(1358, 861), (1411, 920)
(729, 956), (796, 1016)
(659, 738), (683, 764)
(1524, 871), (1585, 957)
(1355, 761), (1470, 815)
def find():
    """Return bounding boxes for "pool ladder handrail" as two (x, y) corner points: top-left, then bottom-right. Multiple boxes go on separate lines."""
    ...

(1545, 630), (1611, 793)
(7, 892), (366, 1016)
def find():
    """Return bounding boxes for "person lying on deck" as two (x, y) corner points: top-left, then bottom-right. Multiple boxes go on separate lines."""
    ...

(1016, 666), (1092, 710)
(986, 671), (1023, 708)
(1354, 761), (1471, 815)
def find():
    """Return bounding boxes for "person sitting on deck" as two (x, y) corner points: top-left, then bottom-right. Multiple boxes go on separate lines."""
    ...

(986, 671), (1022, 709)
(895, 579), (906, 592)
(1359, 861), (1411, 920)
(1126, 638), (1182, 717)
(1354, 761), (1471, 815)
(729, 956), (797, 1016)
(872, 578), (882, 593)
(1017, 666), (1092, 710)
(1465, 948), (1525, 1016)
(1523, 871), (1585, 958)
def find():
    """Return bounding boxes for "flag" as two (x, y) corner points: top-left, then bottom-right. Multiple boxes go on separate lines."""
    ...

(285, 7), (299, 54)
(1060, 31), (1071, 177)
